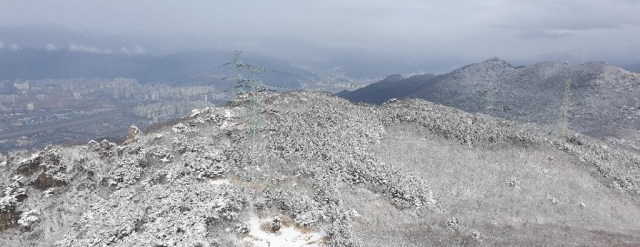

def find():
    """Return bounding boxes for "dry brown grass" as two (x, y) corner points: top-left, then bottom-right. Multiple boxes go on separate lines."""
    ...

(259, 222), (278, 234)
(307, 236), (330, 245)
(280, 217), (292, 228)
(221, 177), (268, 191)
(297, 225), (315, 234)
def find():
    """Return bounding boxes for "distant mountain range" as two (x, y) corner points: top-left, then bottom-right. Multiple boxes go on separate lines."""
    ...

(0, 24), (316, 89)
(0, 24), (450, 88)
(338, 58), (640, 151)
(0, 48), (311, 89)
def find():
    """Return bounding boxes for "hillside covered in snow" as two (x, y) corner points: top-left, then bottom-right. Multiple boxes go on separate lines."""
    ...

(2, 92), (640, 246)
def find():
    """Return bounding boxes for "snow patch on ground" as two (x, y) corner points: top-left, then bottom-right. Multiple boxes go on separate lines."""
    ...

(208, 179), (230, 186)
(220, 109), (233, 129)
(242, 213), (327, 247)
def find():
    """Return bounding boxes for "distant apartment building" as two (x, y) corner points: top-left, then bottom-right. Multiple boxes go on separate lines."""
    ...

(0, 103), (11, 113)
(0, 94), (16, 104)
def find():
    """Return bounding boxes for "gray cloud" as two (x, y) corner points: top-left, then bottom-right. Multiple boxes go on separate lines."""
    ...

(0, 41), (4, 49)
(45, 43), (58, 51)
(0, 0), (639, 65)
(518, 30), (576, 39)
(9, 43), (21, 51)
(68, 44), (112, 54)
(119, 45), (146, 55)
(471, 0), (640, 31)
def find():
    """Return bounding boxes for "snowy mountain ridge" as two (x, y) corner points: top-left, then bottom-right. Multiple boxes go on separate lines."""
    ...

(338, 58), (640, 152)
(1, 92), (640, 246)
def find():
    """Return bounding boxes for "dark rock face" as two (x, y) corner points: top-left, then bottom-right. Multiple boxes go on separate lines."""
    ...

(1, 92), (639, 246)
(338, 58), (640, 151)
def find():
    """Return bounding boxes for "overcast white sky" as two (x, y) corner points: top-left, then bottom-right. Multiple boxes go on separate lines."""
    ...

(1, 0), (639, 65)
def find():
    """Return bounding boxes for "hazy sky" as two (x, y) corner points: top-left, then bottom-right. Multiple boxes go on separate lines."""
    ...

(1, 0), (640, 65)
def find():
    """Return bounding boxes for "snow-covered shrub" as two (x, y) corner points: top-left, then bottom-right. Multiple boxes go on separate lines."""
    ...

(0, 176), (27, 231)
(88, 139), (119, 158)
(17, 209), (39, 229)
(105, 158), (143, 189)
(55, 183), (250, 247)
(269, 216), (282, 232)
(446, 217), (461, 232)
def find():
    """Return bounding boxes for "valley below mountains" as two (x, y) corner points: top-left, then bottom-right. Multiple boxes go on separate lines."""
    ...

(2, 92), (640, 246)
(338, 58), (640, 152)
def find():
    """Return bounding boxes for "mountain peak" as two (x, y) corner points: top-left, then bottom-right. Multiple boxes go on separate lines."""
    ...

(382, 74), (404, 82)
(480, 57), (512, 67)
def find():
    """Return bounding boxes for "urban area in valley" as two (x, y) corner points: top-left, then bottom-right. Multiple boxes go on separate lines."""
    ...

(0, 73), (372, 158)
(0, 78), (228, 156)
